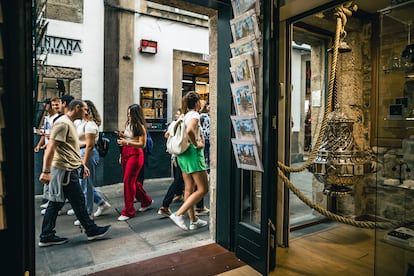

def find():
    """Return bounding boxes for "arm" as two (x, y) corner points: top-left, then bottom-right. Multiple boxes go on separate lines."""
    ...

(39, 139), (57, 184)
(34, 135), (46, 152)
(117, 125), (147, 148)
(186, 118), (204, 149)
(83, 132), (96, 165)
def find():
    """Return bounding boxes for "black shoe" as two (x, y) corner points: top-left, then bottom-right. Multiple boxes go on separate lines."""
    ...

(87, 225), (111, 241)
(38, 235), (68, 247)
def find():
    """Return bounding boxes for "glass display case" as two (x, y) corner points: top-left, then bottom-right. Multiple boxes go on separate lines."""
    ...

(140, 87), (167, 130)
(375, 1), (414, 275)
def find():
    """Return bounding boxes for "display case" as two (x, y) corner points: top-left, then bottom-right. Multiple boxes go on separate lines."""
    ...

(375, 1), (414, 275)
(140, 87), (167, 130)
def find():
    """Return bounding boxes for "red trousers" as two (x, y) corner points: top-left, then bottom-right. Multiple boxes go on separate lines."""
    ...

(120, 146), (152, 217)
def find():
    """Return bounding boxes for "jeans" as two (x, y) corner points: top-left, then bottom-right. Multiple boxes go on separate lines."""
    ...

(162, 159), (184, 208)
(80, 147), (102, 214)
(40, 167), (98, 239)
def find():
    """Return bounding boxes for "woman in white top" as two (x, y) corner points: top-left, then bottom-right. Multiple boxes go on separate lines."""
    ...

(74, 100), (110, 224)
(169, 91), (209, 231)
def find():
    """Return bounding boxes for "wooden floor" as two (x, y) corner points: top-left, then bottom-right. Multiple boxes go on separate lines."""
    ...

(222, 222), (375, 276)
(94, 222), (375, 276)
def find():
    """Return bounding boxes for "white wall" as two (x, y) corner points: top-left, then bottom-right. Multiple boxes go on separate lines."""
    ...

(45, 0), (104, 124)
(46, 0), (208, 126)
(133, 7), (209, 119)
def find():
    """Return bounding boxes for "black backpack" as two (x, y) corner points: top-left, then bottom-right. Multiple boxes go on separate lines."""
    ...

(95, 132), (110, 157)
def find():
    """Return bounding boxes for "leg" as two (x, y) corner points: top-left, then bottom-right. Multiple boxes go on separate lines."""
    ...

(121, 154), (137, 217)
(39, 200), (65, 240)
(176, 170), (209, 222)
(133, 151), (152, 208)
(64, 169), (97, 234)
(162, 162), (183, 207)
(93, 187), (104, 206)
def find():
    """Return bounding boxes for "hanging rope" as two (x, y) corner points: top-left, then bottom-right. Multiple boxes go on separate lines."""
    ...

(275, 3), (401, 229)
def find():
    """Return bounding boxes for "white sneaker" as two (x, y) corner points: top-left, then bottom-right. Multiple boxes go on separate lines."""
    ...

(67, 209), (75, 216)
(40, 202), (49, 209)
(195, 207), (210, 216)
(189, 217), (208, 230)
(117, 215), (130, 221)
(41, 209), (63, 216)
(139, 200), (154, 212)
(74, 220), (80, 226)
(94, 201), (111, 217)
(169, 213), (188, 231)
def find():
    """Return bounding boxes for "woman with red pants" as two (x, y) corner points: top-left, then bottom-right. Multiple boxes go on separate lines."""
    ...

(116, 104), (153, 221)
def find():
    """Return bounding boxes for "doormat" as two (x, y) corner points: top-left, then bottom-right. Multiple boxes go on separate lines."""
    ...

(90, 243), (246, 276)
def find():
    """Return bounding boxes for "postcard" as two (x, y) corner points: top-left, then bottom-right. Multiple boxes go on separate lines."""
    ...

(230, 9), (261, 41)
(231, 115), (260, 145)
(229, 34), (259, 65)
(142, 108), (155, 119)
(231, 80), (256, 117)
(231, 0), (260, 17)
(231, 139), (263, 172)
(141, 89), (154, 98)
(154, 90), (164, 99)
(141, 99), (153, 109)
(230, 53), (256, 84)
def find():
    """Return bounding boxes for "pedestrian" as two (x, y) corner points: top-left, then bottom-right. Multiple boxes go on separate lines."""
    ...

(72, 100), (111, 226)
(158, 108), (185, 217)
(38, 99), (111, 247)
(195, 102), (211, 216)
(35, 97), (62, 212)
(116, 104), (153, 221)
(169, 91), (209, 231)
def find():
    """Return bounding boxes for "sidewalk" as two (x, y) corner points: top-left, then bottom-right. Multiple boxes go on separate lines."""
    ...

(35, 178), (213, 276)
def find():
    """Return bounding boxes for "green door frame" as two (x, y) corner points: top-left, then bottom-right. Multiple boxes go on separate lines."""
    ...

(0, 0), (35, 274)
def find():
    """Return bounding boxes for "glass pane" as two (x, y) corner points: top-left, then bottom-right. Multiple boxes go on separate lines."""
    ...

(241, 171), (261, 228)
(290, 27), (327, 226)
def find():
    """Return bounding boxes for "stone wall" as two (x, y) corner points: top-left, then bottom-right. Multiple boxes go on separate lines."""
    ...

(46, 0), (83, 23)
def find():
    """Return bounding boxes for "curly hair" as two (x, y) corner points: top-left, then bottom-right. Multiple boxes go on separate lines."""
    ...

(84, 100), (102, 126)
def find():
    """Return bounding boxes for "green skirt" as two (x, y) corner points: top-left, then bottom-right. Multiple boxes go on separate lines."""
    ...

(177, 144), (206, 174)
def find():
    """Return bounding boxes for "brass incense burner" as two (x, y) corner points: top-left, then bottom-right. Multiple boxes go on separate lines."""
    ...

(312, 106), (371, 195)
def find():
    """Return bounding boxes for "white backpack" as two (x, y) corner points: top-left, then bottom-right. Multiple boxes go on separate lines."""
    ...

(166, 115), (190, 155)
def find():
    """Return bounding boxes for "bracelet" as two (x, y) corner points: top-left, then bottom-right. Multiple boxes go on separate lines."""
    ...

(42, 171), (51, 174)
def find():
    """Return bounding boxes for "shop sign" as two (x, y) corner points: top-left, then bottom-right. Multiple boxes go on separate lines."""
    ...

(41, 35), (82, 56)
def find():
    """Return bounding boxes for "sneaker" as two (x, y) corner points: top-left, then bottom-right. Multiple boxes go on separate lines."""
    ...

(41, 209), (63, 216)
(189, 217), (208, 230)
(117, 215), (130, 221)
(139, 200), (154, 212)
(158, 207), (172, 217)
(67, 209), (75, 216)
(40, 201), (49, 209)
(172, 195), (184, 203)
(87, 225), (111, 241)
(38, 235), (68, 247)
(169, 213), (188, 231)
(74, 220), (80, 226)
(94, 201), (111, 217)
(195, 207), (210, 216)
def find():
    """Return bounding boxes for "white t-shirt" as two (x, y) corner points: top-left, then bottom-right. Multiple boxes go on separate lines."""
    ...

(184, 110), (201, 139)
(75, 120), (99, 147)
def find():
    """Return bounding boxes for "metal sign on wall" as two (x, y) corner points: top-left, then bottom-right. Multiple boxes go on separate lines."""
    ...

(40, 35), (82, 55)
